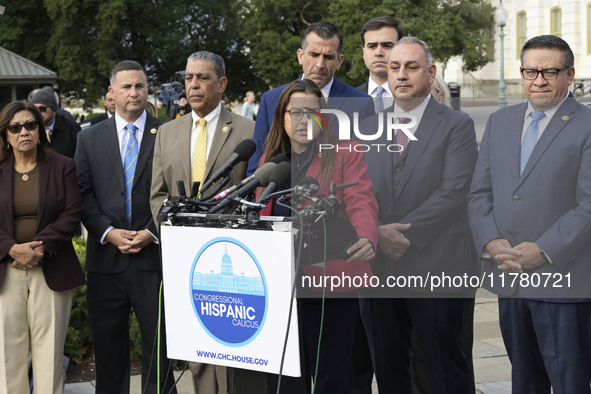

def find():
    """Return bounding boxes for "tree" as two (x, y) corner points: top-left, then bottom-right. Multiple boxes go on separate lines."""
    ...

(0, 0), (264, 106)
(240, 0), (494, 88)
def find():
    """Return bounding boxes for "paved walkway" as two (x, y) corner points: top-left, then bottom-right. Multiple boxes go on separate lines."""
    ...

(64, 289), (511, 394)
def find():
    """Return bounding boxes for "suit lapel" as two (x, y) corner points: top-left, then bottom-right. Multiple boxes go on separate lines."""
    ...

(36, 157), (50, 231)
(205, 107), (232, 181)
(396, 98), (442, 197)
(133, 115), (157, 187)
(517, 98), (576, 186)
(504, 103), (527, 186)
(0, 156), (14, 236)
(101, 119), (126, 190)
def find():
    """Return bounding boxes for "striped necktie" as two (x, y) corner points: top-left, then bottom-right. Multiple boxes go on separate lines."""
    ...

(374, 86), (386, 113)
(123, 124), (139, 229)
(192, 119), (208, 187)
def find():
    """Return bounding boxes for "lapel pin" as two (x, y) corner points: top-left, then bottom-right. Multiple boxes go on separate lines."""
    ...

(222, 126), (230, 133)
(150, 128), (157, 134)
(561, 116), (569, 122)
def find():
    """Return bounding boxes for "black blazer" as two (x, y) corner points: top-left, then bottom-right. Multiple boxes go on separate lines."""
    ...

(0, 153), (85, 291)
(49, 113), (81, 158)
(75, 114), (163, 274)
(90, 113), (109, 125)
(357, 79), (369, 94)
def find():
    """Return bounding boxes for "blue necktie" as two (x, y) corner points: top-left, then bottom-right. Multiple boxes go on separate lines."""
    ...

(520, 111), (545, 175)
(123, 124), (139, 228)
(374, 86), (385, 113)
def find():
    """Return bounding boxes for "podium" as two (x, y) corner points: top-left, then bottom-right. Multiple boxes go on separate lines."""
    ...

(160, 220), (301, 377)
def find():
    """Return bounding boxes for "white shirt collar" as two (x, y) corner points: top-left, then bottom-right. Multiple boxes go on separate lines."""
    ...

(367, 77), (392, 97)
(393, 95), (432, 135)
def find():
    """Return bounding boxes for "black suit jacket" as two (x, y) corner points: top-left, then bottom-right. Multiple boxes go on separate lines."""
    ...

(49, 113), (81, 158)
(357, 79), (369, 94)
(0, 153), (85, 291)
(90, 113), (109, 125)
(75, 114), (163, 274)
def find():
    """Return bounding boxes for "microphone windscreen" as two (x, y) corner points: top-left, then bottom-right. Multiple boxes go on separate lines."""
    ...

(253, 162), (277, 188)
(269, 161), (291, 185)
(300, 176), (320, 195)
(234, 139), (257, 161)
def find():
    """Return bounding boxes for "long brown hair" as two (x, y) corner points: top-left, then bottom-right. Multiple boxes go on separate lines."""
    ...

(262, 79), (336, 186)
(0, 101), (50, 163)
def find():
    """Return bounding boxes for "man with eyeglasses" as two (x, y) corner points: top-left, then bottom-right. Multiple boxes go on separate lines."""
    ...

(30, 87), (80, 158)
(468, 34), (591, 394)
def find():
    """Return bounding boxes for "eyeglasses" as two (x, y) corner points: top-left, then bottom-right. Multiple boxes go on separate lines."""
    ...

(520, 67), (568, 80)
(7, 120), (38, 134)
(35, 105), (49, 113)
(286, 108), (318, 120)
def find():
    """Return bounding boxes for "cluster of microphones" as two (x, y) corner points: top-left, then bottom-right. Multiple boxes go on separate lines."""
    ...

(158, 139), (329, 224)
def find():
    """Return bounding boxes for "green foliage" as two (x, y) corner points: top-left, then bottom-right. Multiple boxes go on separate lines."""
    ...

(65, 237), (143, 364)
(64, 237), (91, 363)
(241, 0), (494, 88)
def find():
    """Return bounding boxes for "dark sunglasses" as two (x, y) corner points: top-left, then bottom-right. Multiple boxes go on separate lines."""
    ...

(7, 120), (38, 134)
(35, 105), (49, 113)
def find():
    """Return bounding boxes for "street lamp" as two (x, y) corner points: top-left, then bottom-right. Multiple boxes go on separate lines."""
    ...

(495, 1), (508, 107)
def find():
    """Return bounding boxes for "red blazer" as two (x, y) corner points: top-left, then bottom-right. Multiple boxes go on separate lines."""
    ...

(261, 141), (378, 291)
(0, 153), (85, 291)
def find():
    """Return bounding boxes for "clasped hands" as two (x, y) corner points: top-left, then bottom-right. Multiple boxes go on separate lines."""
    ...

(485, 238), (545, 273)
(9, 241), (44, 270)
(378, 223), (412, 261)
(106, 229), (153, 254)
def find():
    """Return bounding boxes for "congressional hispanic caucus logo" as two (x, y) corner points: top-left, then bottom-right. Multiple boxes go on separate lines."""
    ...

(190, 237), (267, 347)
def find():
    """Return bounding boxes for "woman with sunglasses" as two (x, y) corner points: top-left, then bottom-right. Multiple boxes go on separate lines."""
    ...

(259, 79), (378, 393)
(0, 101), (84, 393)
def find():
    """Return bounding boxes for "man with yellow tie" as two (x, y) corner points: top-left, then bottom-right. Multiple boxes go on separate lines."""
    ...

(150, 51), (254, 394)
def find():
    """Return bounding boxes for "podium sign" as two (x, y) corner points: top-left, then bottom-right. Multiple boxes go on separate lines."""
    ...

(161, 225), (300, 376)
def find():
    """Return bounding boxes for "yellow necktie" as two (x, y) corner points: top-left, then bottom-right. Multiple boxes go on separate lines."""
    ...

(45, 128), (51, 142)
(192, 119), (207, 186)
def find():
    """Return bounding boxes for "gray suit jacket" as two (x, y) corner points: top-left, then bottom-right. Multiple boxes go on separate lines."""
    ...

(150, 106), (254, 222)
(468, 97), (591, 298)
(365, 98), (479, 296)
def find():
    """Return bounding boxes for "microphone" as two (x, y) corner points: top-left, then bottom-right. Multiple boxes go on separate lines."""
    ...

(176, 180), (186, 197)
(256, 161), (291, 203)
(190, 181), (201, 199)
(209, 162), (276, 213)
(210, 153), (289, 201)
(199, 139), (256, 193)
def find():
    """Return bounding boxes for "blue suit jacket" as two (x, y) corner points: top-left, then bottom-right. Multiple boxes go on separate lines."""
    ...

(468, 97), (591, 299)
(247, 77), (372, 175)
(364, 98), (479, 296)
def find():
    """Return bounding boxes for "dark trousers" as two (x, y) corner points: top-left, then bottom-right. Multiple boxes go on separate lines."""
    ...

(299, 297), (358, 394)
(361, 297), (474, 394)
(87, 264), (176, 394)
(499, 298), (591, 394)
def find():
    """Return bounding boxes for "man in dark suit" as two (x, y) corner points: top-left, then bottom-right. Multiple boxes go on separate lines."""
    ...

(150, 51), (254, 394)
(30, 88), (80, 158)
(247, 20), (372, 175)
(352, 16), (406, 394)
(362, 36), (478, 394)
(75, 60), (176, 394)
(90, 91), (116, 125)
(357, 16), (405, 100)
(468, 35), (591, 394)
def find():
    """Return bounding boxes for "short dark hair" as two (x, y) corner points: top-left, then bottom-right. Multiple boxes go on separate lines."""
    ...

(186, 51), (226, 79)
(521, 35), (574, 68)
(302, 21), (343, 54)
(360, 16), (405, 47)
(0, 101), (50, 163)
(110, 60), (147, 85)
